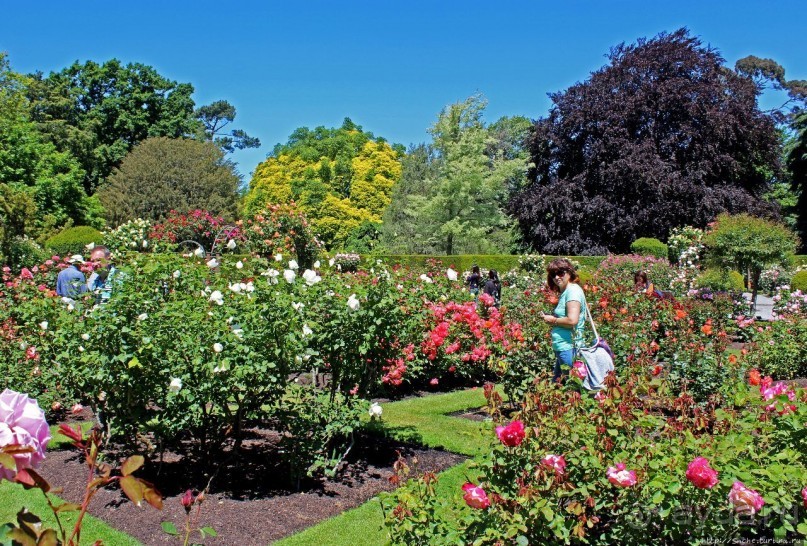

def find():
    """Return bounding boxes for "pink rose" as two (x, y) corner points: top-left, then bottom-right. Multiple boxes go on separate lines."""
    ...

(541, 454), (566, 476)
(802, 486), (807, 509)
(462, 483), (490, 509)
(20, 268), (34, 280)
(686, 457), (719, 489)
(429, 378), (439, 386)
(728, 481), (764, 515)
(606, 463), (638, 487)
(71, 403), (84, 415)
(495, 420), (525, 447)
(0, 389), (51, 481)
(571, 360), (588, 379)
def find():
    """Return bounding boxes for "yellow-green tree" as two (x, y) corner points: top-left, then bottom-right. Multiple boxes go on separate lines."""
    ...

(244, 118), (403, 249)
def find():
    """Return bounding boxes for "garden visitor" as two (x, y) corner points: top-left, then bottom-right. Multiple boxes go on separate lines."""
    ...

(467, 264), (482, 297)
(87, 246), (119, 305)
(634, 271), (655, 295)
(483, 269), (501, 307)
(56, 255), (88, 300)
(541, 258), (588, 382)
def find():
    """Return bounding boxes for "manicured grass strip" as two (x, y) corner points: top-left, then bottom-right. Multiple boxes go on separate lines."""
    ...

(276, 460), (475, 546)
(280, 389), (493, 545)
(0, 481), (142, 546)
(374, 388), (493, 457)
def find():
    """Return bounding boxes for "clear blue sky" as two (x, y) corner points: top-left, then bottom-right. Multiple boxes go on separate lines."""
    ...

(2, 1), (805, 179)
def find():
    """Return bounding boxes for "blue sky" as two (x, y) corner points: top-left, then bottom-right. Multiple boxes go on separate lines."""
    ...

(2, 1), (805, 179)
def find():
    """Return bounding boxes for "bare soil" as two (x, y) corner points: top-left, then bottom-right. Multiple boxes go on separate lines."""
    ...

(36, 424), (465, 545)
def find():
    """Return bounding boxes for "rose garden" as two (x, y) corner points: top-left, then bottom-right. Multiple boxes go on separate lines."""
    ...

(0, 205), (806, 546)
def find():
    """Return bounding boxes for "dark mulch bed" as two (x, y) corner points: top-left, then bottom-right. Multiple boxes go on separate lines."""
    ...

(36, 423), (465, 545)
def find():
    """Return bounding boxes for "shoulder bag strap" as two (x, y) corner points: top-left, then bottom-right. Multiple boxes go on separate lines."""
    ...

(580, 290), (600, 342)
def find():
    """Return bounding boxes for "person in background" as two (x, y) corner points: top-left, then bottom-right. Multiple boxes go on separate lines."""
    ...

(467, 264), (482, 298)
(87, 246), (118, 304)
(541, 258), (588, 383)
(483, 269), (501, 307)
(634, 271), (655, 295)
(56, 255), (88, 300)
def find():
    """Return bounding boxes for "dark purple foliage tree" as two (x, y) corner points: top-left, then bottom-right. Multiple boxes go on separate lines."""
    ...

(510, 29), (781, 255)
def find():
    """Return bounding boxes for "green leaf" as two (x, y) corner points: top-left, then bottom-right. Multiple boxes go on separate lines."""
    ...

(121, 455), (144, 476)
(200, 526), (218, 537)
(128, 357), (141, 368)
(161, 521), (178, 535)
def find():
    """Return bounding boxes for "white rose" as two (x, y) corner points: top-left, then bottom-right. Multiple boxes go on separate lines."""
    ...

(292, 301), (305, 312)
(173, 270), (181, 278)
(302, 269), (321, 285)
(206, 258), (219, 268)
(329, 258), (336, 267)
(232, 328), (244, 340)
(369, 402), (383, 418)
(274, 254), (283, 262)
(137, 313), (148, 321)
(39, 321), (48, 331)
(419, 274), (433, 283)
(194, 247), (205, 258)
(313, 260), (321, 269)
(288, 259), (299, 270)
(209, 290), (224, 305)
(78, 345), (85, 352)
(236, 261), (244, 269)
(347, 294), (360, 311)
(229, 283), (242, 294)
(283, 269), (296, 284)
(169, 377), (182, 392)
(86, 242), (95, 250)
(213, 342), (223, 353)
(81, 333), (90, 341)
(244, 281), (254, 292)
(142, 240), (149, 249)
(302, 324), (313, 337)
(446, 268), (458, 281)
(226, 239), (237, 250)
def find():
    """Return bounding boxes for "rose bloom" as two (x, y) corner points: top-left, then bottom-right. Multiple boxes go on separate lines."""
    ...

(802, 486), (807, 509)
(0, 389), (51, 481)
(728, 481), (764, 515)
(748, 369), (761, 386)
(571, 360), (588, 379)
(495, 420), (525, 447)
(606, 463), (638, 487)
(462, 483), (490, 509)
(541, 454), (566, 476)
(686, 457), (719, 489)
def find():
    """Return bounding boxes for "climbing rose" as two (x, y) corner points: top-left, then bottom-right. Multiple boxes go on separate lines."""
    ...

(686, 457), (719, 489)
(728, 481), (764, 515)
(606, 463), (637, 487)
(462, 483), (490, 509)
(541, 454), (566, 476)
(495, 420), (525, 447)
(0, 389), (51, 481)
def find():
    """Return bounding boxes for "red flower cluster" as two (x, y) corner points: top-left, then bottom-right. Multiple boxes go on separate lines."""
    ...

(381, 343), (415, 386)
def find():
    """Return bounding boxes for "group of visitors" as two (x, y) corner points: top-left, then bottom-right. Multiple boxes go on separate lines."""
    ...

(466, 265), (502, 306)
(55, 245), (117, 304)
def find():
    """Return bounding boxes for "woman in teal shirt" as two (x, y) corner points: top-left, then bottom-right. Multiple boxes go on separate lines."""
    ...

(541, 258), (587, 382)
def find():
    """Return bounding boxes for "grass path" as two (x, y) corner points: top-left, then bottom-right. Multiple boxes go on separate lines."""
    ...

(276, 388), (492, 546)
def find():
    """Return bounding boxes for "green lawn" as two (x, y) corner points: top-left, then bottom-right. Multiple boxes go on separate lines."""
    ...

(277, 388), (493, 546)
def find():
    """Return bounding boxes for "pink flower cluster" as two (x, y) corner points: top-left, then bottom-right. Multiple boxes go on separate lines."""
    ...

(728, 481), (765, 515)
(541, 454), (566, 477)
(381, 343), (415, 386)
(571, 360), (588, 379)
(759, 379), (797, 415)
(0, 389), (51, 481)
(606, 463), (638, 487)
(685, 457), (719, 489)
(462, 483), (490, 509)
(495, 420), (525, 447)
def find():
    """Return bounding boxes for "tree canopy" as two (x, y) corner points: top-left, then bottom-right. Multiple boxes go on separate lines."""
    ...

(244, 118), (404, 249)
(96, 137), (241, 226)
(510, 29), (781, 255)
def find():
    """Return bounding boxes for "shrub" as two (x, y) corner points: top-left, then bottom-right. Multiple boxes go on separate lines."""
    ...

(792, 270), (807, 292)
(150, 209), (236, 252)
(630, 237), (668, 259)
(667, 225), (705, 265)
(694, 268), (745, 292)
(5, 237), (48, 269)
(103, 218), (154, 254)
(743, 319), (807, 380)
(241, 203), (321, 268)
(594, 254), (675, 292)
(44, 226), (103, 257)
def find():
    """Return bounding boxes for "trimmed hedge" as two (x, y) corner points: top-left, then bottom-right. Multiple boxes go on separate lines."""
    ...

(370, 255), (607, 273)
(793, 255), (807, 267)
(792, 270), (807, 292)
(44, 226), (104, 258)
(694, 268), (745, 291)
(630, 237), (668, 259)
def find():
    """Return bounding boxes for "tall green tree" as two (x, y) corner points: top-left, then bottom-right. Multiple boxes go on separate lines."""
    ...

(96, 137), (241, 226)
(194, 100), (260, 152)
(27, 59), (200, 193)
(412, 95), (527, 255)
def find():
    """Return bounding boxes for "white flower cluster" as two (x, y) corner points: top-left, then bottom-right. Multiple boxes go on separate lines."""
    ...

(103, 218), (154, 254)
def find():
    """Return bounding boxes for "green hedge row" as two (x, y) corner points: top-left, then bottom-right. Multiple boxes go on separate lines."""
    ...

(369, 254), (608, 273)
